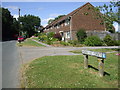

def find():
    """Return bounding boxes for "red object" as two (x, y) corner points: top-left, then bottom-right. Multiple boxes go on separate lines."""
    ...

(18, 36), (24, 41)
(116, 53), (120, 56)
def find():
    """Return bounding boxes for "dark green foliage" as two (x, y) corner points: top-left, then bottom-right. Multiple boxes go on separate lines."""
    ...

(103, 34), (117, 46)
(47, 32), (55, 39)
(2, 8), (19, 40)
(76, 28), (87, 43)
(18, 14), (41, 37)
(48, 15), (65, 24)
(60, 41), (70, 46)
(48, 19), (54, 24)
(84, 36), (103, 46)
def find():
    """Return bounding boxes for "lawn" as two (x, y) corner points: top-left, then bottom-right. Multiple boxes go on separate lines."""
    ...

(22, 49), (118, 88)
(17, 38), (45, 47)
(31, 37), (39, 41)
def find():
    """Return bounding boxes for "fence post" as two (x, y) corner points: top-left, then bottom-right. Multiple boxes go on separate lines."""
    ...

(98, 58), (104, 77)
(84, 55), (88, 69)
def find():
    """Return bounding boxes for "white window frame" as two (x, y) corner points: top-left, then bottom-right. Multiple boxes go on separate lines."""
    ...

(66, 31), (70, 38)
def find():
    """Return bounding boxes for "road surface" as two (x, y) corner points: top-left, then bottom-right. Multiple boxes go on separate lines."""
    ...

(2, 41), (20, 88)
(0, 42), (2, 89)
(1, 40), (118, 88)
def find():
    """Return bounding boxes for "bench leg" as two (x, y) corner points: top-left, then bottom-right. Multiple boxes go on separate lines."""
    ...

(84, 55), (88, 69)
(98, 59), (104, 77)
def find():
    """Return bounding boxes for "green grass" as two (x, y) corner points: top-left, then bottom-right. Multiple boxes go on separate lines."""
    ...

(17, 38), (45, 47)
(31, 37), (39, 41)
(23, 49), (118, 88)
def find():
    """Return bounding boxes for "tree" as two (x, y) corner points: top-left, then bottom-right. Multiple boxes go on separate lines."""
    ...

(48, 19), (54, 24)
(18, 14), (41, 37)
(47, 15), (65, 24)
(76, 28), (87, 43)
(96, 0), (119, 33)
(2, 8), (18, 40)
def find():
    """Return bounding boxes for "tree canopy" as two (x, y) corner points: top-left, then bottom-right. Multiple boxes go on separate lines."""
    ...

(96, 0), (119, 33)
(48, 15), (65, 24)
(2, 7), (19, 40)
(18, 14), (41, 37)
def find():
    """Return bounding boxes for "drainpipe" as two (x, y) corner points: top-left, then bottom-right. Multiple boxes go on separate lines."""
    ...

(70, 16), (72, 40)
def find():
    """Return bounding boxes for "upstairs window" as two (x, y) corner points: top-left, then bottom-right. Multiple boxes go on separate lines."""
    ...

(65, 19), (70, 26)
(57, 24), (60, 29)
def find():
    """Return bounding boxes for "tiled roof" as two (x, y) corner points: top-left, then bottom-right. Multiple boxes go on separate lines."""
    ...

(45, 2), (94, 28)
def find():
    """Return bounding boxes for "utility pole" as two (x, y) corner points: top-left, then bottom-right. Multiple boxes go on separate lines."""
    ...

(18, 8), (20, 36)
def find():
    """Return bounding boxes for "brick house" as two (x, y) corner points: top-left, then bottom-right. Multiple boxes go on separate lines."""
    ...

(44, 2), (106, 41)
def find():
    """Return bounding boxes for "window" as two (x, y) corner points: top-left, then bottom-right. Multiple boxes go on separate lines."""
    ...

(65, 19), (70, 26)
(66, 31), (70, 38)
(50, 26), (53, 29)
(57, 24), (60, 29)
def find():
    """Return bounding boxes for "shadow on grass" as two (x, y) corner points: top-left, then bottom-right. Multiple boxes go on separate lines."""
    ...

(88, 65), (110, 76)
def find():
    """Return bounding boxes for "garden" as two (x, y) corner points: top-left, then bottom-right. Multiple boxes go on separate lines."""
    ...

(32, 28), (120, 47)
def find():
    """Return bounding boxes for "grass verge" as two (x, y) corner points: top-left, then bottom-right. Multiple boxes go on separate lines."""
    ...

(23, 49), (118, 88)
(17, 38), (45, 47)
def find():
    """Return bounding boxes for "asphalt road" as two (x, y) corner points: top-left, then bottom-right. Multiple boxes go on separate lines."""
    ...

(2, 41), (20, 88)
(0, 42), (2, 89)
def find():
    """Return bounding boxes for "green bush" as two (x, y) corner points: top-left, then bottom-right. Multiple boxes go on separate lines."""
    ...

(103, 35), (116, 46)
(76, 28), (87, 43)
(47, 32), (55, 39)
(68, 40), (79, 46)
(84, 36), (103, 46)
(38, 33), (47, 41)
(60, 41), (70, 46)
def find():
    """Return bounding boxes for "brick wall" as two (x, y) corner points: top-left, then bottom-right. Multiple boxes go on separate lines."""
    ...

(72, 4), (105, 32)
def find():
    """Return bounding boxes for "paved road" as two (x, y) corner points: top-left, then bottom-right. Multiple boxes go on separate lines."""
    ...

(2, 41), (20, 88)
(0, 42), (2, 89)
(19, 45), (118, 64)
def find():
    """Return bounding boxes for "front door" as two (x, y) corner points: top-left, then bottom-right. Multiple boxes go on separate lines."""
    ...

(59, 31), (64, 41)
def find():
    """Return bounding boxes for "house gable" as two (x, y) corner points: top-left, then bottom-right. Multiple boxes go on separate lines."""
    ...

(71, 3), (105, 32)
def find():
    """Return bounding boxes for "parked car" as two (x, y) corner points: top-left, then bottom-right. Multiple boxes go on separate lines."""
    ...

(18, 36), (24, 43)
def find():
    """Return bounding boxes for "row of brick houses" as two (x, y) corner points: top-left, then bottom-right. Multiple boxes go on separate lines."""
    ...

(44, 2), (106, 41)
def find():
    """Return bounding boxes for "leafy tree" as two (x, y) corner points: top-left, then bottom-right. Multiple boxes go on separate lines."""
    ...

(2, 8), (18, 40)
(48, 19), (54, 24)
(47, 15), (65, 24)
(54, 15), (65, 20)
(95, 0), (119, 33)
(76, 28), (87, 43)
(18, 14), (41, 37)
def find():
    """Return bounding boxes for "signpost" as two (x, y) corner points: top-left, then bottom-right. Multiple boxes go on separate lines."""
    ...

(82, 50), (106, 77)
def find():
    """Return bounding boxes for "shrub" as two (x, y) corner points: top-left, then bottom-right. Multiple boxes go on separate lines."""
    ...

(76, 28), (87, 43)
(60, 41), (70, 46)
(103, 35), (116, 46)
(38, 33), (47, 41)
(68, 40), (79, 46)
(53, 33), (62, 41)
(84, 36), (103, 46)
(47, 32), (55, 39)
